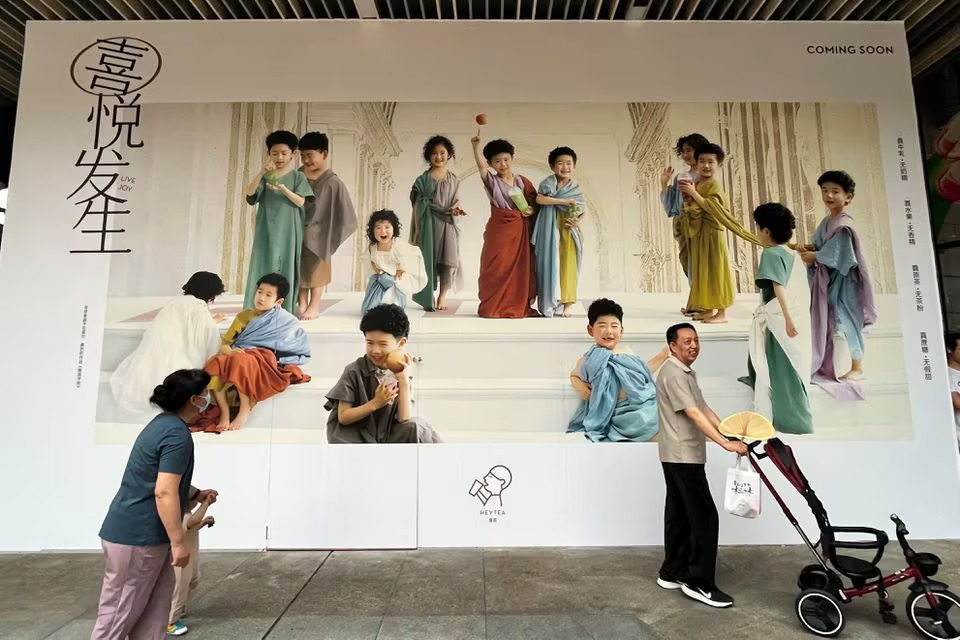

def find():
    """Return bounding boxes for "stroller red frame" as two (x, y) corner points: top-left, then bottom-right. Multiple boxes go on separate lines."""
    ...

(746, 437), (959, 638)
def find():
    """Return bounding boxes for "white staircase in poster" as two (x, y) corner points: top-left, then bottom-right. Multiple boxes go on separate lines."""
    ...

(94, 293), (912, 444)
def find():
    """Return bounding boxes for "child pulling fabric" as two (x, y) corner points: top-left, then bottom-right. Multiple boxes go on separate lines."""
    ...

(568, 298), (668, 442)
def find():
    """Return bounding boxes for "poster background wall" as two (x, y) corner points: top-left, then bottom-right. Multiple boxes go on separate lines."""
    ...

(0, 20), (955, 552)
(94, 98), (909, 446)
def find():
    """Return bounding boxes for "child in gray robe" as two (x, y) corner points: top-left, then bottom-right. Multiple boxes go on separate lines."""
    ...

(325, 304), (442, 444)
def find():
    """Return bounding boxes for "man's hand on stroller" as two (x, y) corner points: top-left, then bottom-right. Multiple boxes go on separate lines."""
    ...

(722, 439), (749, 456)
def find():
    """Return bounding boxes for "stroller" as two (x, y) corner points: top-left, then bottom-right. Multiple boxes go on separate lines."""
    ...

(746, 437), (958, 638)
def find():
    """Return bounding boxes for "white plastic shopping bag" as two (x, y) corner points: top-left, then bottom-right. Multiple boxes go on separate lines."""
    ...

(724, 456), (761, 519)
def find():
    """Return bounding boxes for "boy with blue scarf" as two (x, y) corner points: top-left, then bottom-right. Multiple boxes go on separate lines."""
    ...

(533, 146), (585, 317)
(204, 273), (311, 432)
(567, 298), (668, 442)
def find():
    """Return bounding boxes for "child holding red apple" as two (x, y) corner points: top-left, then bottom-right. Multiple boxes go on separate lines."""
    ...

(471, 113), (539, 319)
(324, 304), (443, 443)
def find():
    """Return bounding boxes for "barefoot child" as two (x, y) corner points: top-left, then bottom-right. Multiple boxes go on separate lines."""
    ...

(737, 203), (813, 435)
(799, 170), (876, 399)
(325, 304), (442, 444)
(243, 130), (315, 315)
(660, 133), (709, 302)
(166, 492), (216, 637)
(361, 210), (427, 314)
(110, 271), (226, 418)
(298, 132), (358, 320)
(471, 134), (538, 318)
(533, 146), (585, 317)
(568, 298), (669, 442)
(203, 273), (311, 432)
(678, 143), (760, 324)
(410, 135), (465, 312)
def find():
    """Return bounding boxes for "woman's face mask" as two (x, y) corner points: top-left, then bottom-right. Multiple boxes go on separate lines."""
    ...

(192, 392), (212, 413)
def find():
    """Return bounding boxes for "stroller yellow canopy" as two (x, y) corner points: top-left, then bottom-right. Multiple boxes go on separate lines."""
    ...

(719, 411), (775, 440)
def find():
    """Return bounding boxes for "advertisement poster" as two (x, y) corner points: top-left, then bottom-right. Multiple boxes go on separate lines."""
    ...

(0, 20), (956, 551)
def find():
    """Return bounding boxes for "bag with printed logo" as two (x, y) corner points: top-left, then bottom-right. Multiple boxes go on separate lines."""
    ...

(724, 456), (761, 519)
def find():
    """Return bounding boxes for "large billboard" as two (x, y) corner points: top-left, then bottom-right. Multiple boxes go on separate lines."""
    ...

(0, 20), (954, 551)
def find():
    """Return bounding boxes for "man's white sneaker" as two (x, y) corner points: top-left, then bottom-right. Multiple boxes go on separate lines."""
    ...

(680, 583), (734, 608)
(657, 574), (684, 590)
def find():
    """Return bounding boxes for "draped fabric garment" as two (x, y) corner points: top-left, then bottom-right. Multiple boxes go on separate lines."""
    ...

(477, 169), (538, 319)
(808, 213), (877, 401)
(532, 175), (584, 317)
(567, 346), (659, 442)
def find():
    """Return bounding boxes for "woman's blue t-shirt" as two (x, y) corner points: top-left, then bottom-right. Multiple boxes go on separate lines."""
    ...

(99, 412), (194, 546)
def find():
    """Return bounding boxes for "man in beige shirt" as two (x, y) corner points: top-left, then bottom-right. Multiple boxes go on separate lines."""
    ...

(655, 322), (747, 609)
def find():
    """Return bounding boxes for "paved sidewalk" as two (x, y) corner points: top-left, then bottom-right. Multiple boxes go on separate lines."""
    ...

(3, 542), (958, 639)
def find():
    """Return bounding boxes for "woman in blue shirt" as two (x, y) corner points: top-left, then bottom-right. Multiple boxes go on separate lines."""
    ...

(91, 369), (219, 640)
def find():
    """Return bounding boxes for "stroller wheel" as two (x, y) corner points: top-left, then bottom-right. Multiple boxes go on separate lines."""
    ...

(906, 590), (960, 639)
(796, 588), (846, 637)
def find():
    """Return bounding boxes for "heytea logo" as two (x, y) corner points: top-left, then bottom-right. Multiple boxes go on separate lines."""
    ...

(469, 465), (512, 508)
(805, 43), (895, 56)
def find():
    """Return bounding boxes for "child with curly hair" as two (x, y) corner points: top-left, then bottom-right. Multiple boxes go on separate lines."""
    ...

(360, 210), (426, 315)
